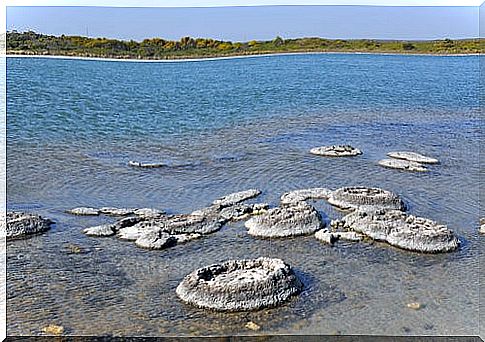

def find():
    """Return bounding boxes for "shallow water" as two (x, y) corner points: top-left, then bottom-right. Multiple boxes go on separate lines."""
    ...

(6, 54), (482, 336)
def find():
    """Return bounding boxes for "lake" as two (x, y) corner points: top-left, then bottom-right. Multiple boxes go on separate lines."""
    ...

(6, 53), (482, 336)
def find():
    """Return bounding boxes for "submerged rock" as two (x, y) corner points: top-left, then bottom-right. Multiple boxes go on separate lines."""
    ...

(310, 145), (362, 157)
(212, 189), (262, 208)
(135, 230), (177, 250)
(176, 257), (303, 311)
(220, 203), (269, 221)
(327, 186), (405, 211)
(245, 202), (324, 238)
(378, 159), (428, 172)
(4, 212), (53, 239)
(340, 209), (459, 253)
(280, 188), (332, 205)
(67, 207), (100, 216)
(387, 151), (439, 164)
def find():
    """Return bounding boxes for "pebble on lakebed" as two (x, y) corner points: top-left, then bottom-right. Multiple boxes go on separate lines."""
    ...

(176, 257), (303, 311)
(310, 145), (362, 157)
(3, 211), (53, 240)
(245, 202), (324, 238)
(387, 151), (439, 164)
(327, 186), (405, 211)
(378, 159), (428, 172)
(339, 209), (459, 253)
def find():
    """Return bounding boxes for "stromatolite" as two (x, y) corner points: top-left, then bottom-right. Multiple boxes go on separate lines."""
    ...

(315, 230), (364, 245)
(340, 209), (459, 253)
(280, 188), (332, 205)
(67, 207), (100, 216)
(310, 145), (362, 157)
(387, 151), (439, 164)
(135, 230), (177, 250)
(327, 186), (405, 211)
(176, 257), (303, 311)
(4, 211), (53, 239)
(480, 218), (485, 234)
(219, 203), (269, 221)
(245, 202), (324, 238)
(212, 189), (262, 208)
(84, 216), (143, 237)
(378, 159), (428, 172)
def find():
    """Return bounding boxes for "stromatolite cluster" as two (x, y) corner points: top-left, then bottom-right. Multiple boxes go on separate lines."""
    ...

(310, 145), (362, 157)
(327, 186), (405, 211)
(245, 202), (324, 238)
(338, 209), (459, 253)
(3, 211), (53, 239)
(176, 257), (303, 311)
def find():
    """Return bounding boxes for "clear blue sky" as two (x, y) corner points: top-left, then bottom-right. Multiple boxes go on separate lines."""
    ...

(7, 5), (480, 41)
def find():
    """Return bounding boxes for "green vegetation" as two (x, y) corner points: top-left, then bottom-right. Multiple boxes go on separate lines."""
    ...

(7, 31), (484, 60)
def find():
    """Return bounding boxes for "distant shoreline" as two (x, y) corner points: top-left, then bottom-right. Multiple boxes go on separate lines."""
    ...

(5, 51), (480, 63)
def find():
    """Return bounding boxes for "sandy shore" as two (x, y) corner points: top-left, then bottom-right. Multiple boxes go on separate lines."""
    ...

(4, 51), (480, 63)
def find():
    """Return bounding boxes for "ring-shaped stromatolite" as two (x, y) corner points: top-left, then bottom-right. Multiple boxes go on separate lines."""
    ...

(378, 159), (428, 172)
(245, 202), (324, 238)
(310, 145), (362, 157)
(4, 212), (53, 239)
(176, 257), (303, 311)
(341, 209), (459, 253)
(387, 151), (439, 164)
(280, 188), (332, 205)
(327, 186), (405, 211)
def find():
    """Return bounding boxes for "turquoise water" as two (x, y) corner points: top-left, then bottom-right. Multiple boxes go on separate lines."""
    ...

(6, 54), (482, 336)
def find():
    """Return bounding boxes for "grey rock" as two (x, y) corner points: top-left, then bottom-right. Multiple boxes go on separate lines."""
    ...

(135, 230), (176, 250)
(220, 203), (269, 221)
(212, 189), (262, 208)
(340, 209), (459, 253)
(245, 202), (324, 238)
(83, 224), (116, 237)
(190, 205), (221, 217)
(378, 159), (428, 172)
(387, 151), (439, 164)
(314, 230), (337, 245)
(4, 212), (53, 239)
(310, 145), (362, 157)
(315, 230), (363, 245)
(133, 208), (166, 217)
(280, 188), (332, 205)
(164, 214), (224, 235)
(327, 186), (405, 211)
(128, 160), (168, 168)
(176, 257), (303, 311)
(173, 233), (202, 243)
(117, 219), (166, 240)
(99, 207), (137, 216)
(480, 218), (485, 234)
(67, 207), (100, 216)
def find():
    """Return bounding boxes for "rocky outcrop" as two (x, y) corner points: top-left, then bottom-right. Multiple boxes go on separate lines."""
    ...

(280, 188), (332, 205)
(339, 209), (459, 253)
(310, 145), (362, 157)
(4, 212), (53, 239)
(387, 151), (439, 164)
(245, 202), (324, 238)
(378, 159), (428, 172)
(176, 257), (303, 311)
(327, 186), (405, 211)
(212, 189), (262, 208)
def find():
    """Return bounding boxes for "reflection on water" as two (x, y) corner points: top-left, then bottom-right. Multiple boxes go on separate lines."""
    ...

(6, 54), (481, 336)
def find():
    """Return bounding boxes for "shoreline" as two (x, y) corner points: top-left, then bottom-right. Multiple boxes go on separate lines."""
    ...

(5, 50), (480, 63)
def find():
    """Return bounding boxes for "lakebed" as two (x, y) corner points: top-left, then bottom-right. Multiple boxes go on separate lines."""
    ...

(6, 53), (482, 336)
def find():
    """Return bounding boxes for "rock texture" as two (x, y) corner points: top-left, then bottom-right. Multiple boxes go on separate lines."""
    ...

(67, 207), (100, 216)
(310, 145), (362, 157)
(387, 151), (439, 164)
(327, 186), (405, 211)
(176, 257), (303, 311)
(220, 203), (269, 221)
(4, 212), (53, 239)
(280, 188), (332, 205)
(378, 159), (428, 172)
(340, 209), (459, 253)
(212, 189), (262, 208)
(245, 202), (324, 238)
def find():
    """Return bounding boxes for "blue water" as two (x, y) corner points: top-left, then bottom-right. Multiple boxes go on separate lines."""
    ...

(6, 54), (482, 336)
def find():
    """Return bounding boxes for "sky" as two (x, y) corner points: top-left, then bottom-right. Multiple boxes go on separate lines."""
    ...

(6, 4), (482, 41)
